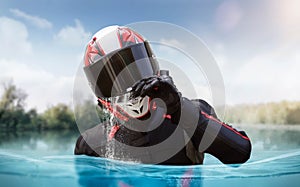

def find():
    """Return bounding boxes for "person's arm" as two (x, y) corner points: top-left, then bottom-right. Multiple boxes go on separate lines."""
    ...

(131, 74), (251, 164)
(178, 98), (252, 164)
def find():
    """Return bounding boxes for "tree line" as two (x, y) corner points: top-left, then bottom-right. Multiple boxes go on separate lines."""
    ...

(1, 81), (300, 132)
(0, 81), (109, 132)
(225, 101), (300, 125)
(0, 81), (77, 131)
(0, 81), (70, 131)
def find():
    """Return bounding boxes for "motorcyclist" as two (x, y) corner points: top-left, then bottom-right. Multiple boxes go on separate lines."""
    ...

(74, 25), (251, 165)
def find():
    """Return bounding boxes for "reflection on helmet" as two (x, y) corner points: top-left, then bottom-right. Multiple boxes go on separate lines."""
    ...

(83, 25), (159, 120)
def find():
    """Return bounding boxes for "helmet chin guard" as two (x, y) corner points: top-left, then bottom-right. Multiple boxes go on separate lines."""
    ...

(113, 94), (150, 119)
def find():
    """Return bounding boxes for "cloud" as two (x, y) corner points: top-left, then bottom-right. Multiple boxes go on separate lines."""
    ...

(54, 19), (91, 47)
(10, 8), (52, 29)
(0, 17), (32, 59)
(223, 46), (300, 104)
(209, 0), (300, 105)
(0, 59), (74, 112)
(0, 17), (85, 112)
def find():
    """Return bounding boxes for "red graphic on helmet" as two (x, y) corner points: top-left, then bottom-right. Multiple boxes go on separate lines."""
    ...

(118, 27), (144, 47)
(84, 37), (106, 66)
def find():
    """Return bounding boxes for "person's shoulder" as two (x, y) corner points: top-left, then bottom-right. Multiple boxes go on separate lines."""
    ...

(190, 99), (218, 118)
(190, 99), (212, 108)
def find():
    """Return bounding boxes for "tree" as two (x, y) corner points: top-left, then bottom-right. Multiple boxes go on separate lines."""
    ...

(42, 104), (77, 130)
(286, 107), (300, 124)
(0, 80), (27, 111)
(0, 80), (28, 129)
(74, 99), (110, 131)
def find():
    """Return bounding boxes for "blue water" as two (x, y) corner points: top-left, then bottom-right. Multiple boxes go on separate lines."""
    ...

(1, 125), (300, 187)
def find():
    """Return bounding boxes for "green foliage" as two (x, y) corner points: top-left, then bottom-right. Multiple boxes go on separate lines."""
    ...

(286, 107), (300, 124)
(225, 101), (300, 125)
(74, 99), (110, 131)
(0, 81), (33, 130)
(1, 80), (300, 131)
(42, 104), (77, 130)
(0, 81), (109, 131)
(0, 80), (27, 111)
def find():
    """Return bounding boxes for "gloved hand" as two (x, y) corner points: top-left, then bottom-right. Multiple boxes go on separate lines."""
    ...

(130, 75), (181, 114)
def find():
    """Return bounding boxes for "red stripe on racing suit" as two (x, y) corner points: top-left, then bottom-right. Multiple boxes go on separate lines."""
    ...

(180, 98), (252, 164)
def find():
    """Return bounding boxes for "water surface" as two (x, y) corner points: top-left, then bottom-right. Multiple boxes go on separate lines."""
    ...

(0, 125), (299, 187)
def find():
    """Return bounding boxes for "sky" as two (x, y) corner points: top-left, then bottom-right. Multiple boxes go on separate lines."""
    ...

(0, 0), (299, 112)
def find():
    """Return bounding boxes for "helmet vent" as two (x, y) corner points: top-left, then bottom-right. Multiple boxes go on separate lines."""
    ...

(139, 105), (144, 113)
(132, 109), (139, 114)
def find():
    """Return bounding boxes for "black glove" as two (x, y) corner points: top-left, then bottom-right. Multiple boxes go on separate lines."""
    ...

(130, 75), (181, 114)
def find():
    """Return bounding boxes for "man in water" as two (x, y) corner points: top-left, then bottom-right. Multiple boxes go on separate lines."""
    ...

(74, 25), (251, 165)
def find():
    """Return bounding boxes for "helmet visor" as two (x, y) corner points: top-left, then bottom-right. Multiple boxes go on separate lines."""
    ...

(84, 42), (159, 97)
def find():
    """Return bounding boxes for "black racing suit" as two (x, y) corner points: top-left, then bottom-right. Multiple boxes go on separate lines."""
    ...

(74, 98), (251, 165)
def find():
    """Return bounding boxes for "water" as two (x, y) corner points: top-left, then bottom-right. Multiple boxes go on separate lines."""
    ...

(0, 125), (300, 187)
